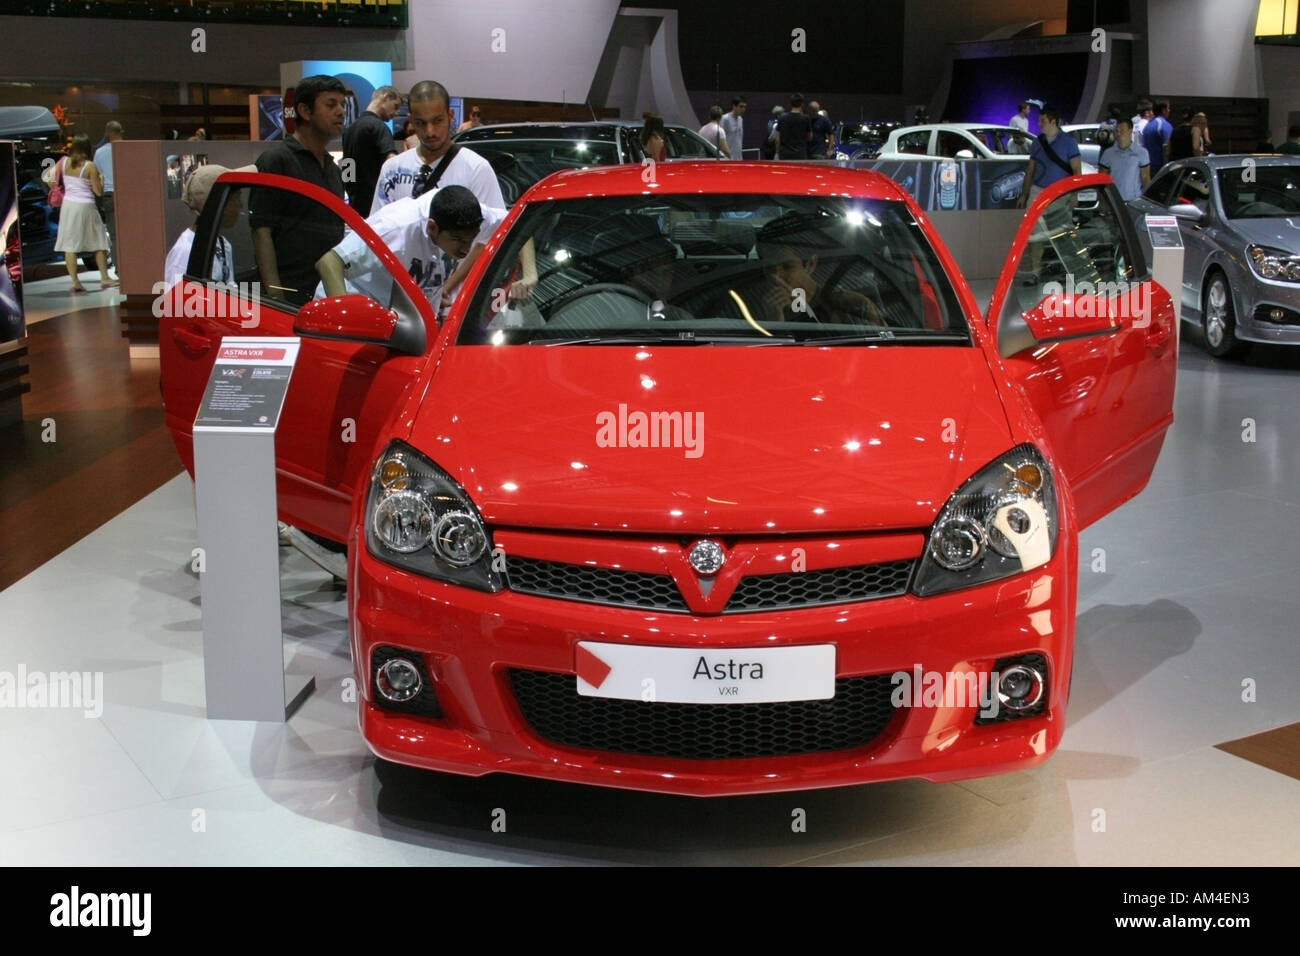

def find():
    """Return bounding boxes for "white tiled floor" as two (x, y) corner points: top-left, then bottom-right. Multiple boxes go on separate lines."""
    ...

(19, 273), (122, 327)
(1, 338), (1298, 865)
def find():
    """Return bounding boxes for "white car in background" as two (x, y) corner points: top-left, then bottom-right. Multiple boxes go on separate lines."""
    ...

(878, 122), (1098, 173)
(1063, 123), (1115, 169)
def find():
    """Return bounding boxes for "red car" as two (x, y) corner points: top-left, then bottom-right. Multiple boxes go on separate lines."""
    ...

(160, 163), (1175, 796)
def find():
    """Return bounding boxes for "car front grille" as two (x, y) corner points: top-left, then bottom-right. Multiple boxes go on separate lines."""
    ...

(505, 556), (914, 613)
(506, 556), (690, 612)
(723, 560), (913, 611)
(507, 669), (897, 760)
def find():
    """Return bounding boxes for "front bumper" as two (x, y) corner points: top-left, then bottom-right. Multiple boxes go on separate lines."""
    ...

(1235, 271), (1300, 345)
(349, 537), (1076, 797)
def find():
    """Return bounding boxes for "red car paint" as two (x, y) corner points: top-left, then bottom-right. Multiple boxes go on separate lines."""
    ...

(161, 163), (1175, 795)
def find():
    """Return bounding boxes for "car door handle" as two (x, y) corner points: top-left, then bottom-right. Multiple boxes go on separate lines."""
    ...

(171, 326), (211, 357)
(1145, 319), (1171, 351)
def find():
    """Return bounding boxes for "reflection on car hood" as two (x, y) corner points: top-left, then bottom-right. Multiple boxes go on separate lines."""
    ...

(1224, 216), (1300, 253)
(405, 345), (1014, 534)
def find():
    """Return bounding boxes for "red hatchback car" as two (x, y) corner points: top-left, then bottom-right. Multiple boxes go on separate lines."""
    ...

(160, 162), (1175, 796)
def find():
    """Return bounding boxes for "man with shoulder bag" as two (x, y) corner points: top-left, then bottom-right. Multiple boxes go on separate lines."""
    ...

(1016, 106), (1081, 208)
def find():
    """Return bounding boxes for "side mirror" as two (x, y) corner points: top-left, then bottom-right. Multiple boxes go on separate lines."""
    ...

(955, 149), (976, 159)
(1168, 203), (1204, 222)
(999, 292), (1120, 357)
(294, 295), (399, 346)
(1024, 292), (1119, 340)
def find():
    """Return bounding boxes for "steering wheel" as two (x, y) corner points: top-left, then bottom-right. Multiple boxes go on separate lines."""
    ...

(550, 282), (655, 312)
(1235, 201), (1280, 217)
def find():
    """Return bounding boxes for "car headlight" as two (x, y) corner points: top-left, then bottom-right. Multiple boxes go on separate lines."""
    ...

(1247, 244), (1300, 282)
(912, 444), (1059, 597)
(365, 441), (502, 591)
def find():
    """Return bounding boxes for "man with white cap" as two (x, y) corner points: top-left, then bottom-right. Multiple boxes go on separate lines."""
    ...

(163, 164), (242, 288)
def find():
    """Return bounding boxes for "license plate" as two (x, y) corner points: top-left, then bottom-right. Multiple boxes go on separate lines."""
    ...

(575, 642), (835, 704)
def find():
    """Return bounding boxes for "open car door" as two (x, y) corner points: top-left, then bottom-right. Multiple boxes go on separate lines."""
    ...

(986, 173), (1176, 528)
(158, 171), (438, 544)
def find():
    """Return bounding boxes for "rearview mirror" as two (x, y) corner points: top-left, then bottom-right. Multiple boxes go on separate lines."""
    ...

(294, 295), (399, 346)
(955, 149), (976, 159)
(1168, 203), (1204, 222)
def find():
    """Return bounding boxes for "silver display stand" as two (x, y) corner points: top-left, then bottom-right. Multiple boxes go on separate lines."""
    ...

(192, 337), (314, 721)
(1146, 215), (1185, 349)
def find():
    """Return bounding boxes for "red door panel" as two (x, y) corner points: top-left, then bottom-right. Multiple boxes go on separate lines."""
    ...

(159, 173), (437, 542)
(986, 174), (1176, 528)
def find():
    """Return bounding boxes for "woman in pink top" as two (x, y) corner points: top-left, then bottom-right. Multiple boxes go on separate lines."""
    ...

(53, 133), (114, 292)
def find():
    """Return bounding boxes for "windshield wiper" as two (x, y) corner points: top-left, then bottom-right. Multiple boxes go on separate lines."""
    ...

(532, 330), (799, 345)
(796, 330), (970, 345)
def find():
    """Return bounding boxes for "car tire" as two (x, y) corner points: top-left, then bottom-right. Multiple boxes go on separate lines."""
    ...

(1201, 270), (1247, 358)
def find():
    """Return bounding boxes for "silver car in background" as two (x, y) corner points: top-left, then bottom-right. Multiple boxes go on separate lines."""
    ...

(1128, 154), (1300, 356)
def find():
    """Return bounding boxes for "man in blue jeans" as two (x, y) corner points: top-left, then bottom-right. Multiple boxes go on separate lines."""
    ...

(1016, 106), (1081, 208)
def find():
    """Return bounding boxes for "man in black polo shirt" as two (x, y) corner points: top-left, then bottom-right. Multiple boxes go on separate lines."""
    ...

(342, 84), (401, 217)
(250, 74), (348, 307)
(774, 93), (812, 160)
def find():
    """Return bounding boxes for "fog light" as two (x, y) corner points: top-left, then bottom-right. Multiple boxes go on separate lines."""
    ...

(1270, 308), (1285, 321)
(997, 664), (1044, 712)
(376, 658), (423, 702)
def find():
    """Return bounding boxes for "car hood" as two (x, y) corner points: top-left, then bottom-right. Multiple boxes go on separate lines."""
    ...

(1222, 216), (1300, 252)
(405, 345), (1015, 534)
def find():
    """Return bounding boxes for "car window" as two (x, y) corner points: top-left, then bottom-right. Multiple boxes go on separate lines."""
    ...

(458, 193), (971, 346)
(1003, 186), (1140, 318)
(978, 128), (1034, 155)
(1170, 166), (1211, 213)
(666, 127), (717, 158)
(460, 139), (620, 205)
(937, 130), (972, 157)
(1142, 166), (1183, 206)
(897, 130), (930, 154)
(191, 182), (423, 334)
(1216, 164), (1300, 218)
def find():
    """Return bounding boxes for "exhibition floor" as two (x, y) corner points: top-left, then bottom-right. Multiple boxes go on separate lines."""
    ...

(1, 334), (1299, 864)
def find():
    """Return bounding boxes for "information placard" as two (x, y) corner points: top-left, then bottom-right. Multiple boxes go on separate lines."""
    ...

(194, 337), (300, 430)
(1146, 215), (1184, 250)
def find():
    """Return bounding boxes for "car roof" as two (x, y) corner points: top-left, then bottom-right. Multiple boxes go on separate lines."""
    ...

(456, 120), (696, 139)
(1192, 154), (1300, 170)
(519, 159), (911, 202)
(892, 123), (1021, 133)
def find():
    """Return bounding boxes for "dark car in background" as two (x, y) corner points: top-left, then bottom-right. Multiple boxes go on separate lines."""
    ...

(16, 147), (62, 267)
(453, 121), (723, 204)
(0, 107), (63, 269)
(833, 121), (898, 161)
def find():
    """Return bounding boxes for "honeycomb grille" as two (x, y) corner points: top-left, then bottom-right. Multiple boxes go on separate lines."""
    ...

(724, 559), (914, 612)
(507, 669), (897, 760)
(506, 556), (916, 614)
(506, 556), (689, 611)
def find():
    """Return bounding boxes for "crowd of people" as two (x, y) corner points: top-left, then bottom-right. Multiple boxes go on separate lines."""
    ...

(163, 74), (510, 316)
(651, 94), (837, 161)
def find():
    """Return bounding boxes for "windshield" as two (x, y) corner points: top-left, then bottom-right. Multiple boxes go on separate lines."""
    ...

(458, 193), (970, 345)
(458, 139), (621, 205)
(973, 128), (1035, 155)
(1217, 165), (1300, 218)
